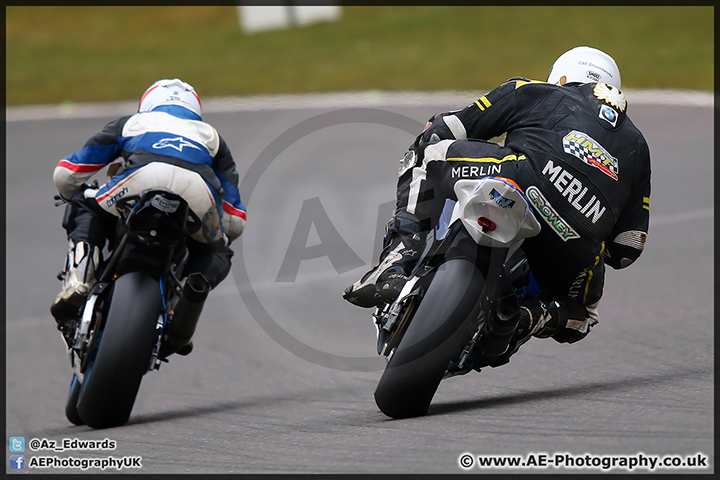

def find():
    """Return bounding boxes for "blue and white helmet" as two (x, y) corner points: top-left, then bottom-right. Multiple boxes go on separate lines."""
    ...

(138, 78), (202, 117)
(547, 46), (621, 90)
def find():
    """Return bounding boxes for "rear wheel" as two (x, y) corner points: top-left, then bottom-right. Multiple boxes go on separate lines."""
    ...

(374, 258), (485, 419)
(65, 375), (84, 426)
(76, 271), (162, 429)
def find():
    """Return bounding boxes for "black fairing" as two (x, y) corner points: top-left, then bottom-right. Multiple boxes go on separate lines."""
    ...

(113, 189), (195, 276)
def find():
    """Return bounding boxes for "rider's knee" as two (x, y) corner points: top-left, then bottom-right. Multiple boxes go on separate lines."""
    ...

(549, 299), (598, 344)
(529, 295), (598, 344)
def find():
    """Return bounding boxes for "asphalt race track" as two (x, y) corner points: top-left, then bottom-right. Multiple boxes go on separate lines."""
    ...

(5, 94), (714, 474)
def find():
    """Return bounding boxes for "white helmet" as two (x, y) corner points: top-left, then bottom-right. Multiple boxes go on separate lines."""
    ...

(547, 46), (621, 90)
(138, 78), (202, 117)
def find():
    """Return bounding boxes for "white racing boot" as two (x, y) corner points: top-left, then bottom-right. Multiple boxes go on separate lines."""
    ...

(51, 240), (100, 324)
(343, 232), (423, 308)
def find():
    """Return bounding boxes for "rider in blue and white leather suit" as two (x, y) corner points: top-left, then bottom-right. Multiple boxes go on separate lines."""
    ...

(51, 79), (246, 354)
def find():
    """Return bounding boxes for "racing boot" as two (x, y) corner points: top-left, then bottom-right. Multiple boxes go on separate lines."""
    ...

(487, 294), (558, 367)
(161, 273), (210, 358)
(343, 230), (423, 308)
(489, 294), (590, 367)
(51, 241), (100, 326)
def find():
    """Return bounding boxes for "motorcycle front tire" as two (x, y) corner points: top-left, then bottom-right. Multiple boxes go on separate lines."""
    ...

(76, 271), (162, 429)
(374, 258), (485, 419)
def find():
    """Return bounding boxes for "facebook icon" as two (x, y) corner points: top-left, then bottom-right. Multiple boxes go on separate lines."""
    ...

(9, 454), (25, 470)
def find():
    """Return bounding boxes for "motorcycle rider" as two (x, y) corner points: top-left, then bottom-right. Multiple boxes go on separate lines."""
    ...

(51, 78), (247, 355)
(344, 46), (651, 364)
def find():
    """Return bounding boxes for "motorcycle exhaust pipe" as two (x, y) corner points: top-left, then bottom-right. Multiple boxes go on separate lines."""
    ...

(479, 293), (521, 358)
(166, 273), (210, 350)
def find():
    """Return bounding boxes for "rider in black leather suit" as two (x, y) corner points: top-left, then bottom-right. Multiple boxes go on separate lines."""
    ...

(344, 46), (651, 361)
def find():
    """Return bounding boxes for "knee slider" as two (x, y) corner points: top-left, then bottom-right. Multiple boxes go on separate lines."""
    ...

(527, 295), (592, 344)
(550, 298), (592, 344)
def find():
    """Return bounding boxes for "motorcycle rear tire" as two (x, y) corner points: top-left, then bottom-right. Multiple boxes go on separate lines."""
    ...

(65, 374), (84, 426)
(76, 271), (161, 429)
(374, 258), (485, 419)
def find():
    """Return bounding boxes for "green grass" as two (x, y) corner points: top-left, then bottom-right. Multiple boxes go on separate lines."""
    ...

(5, 6), (714, 106)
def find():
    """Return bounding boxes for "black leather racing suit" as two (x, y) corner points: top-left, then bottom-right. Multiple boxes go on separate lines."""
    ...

(393, 78), (651, 335)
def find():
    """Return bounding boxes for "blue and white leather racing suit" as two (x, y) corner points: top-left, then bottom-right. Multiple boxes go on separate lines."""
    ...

(53, 104), (246, 288)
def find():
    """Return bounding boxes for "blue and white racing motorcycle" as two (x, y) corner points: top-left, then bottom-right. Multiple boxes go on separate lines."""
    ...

(57, 188), (209, 429)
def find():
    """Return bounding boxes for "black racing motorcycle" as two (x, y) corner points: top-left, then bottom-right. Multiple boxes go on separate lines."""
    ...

(56, 187), (210, 429)
(370, 177), (542, 419)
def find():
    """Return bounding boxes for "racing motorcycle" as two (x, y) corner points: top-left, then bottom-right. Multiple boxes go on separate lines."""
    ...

(55, 187), (209, 429)
(371, 177), (542, 419)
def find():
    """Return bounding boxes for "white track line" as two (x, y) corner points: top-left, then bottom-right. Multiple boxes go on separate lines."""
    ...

(6, 89), (713, 122)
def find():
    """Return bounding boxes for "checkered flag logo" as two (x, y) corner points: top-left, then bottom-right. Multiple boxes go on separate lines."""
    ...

(563, 130), (618, 180)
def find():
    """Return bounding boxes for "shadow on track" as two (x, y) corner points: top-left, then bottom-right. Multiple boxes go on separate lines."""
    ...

(38, 388), (324, 435)
(127, 399), (269, 426)
(35, 398), (278, 436)
(428, 366), (712, 417)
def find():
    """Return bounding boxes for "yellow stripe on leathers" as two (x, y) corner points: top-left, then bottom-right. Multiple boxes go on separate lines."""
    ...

(583, 242), (605, 304)
(446, 154), (525, 163)
(474, 96), (492, 110)
(514, 80), (546, 89)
